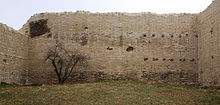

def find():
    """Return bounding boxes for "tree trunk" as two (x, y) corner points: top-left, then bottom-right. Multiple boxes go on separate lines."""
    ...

(58, 77), (62, 84)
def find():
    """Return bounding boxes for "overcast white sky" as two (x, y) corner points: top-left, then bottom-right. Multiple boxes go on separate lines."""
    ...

(0, 0), (213, 30)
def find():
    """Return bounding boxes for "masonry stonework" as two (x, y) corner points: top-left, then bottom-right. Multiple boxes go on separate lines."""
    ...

(198, 0), (220, 86)
(0, 23), (28, 84)
(20, 12), (199, 85)
(0, 0), (220, 86)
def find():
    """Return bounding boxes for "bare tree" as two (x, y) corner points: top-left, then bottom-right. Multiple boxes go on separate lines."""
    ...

(46, 41), (88, 84)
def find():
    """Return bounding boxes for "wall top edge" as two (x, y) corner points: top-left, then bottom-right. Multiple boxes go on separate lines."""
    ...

(0, 22), (23, 35)
(31, 11), (198, 18)
(200, 0), (219, 14)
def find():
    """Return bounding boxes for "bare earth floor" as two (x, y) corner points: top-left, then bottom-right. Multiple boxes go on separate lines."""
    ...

(0, 79), (219, 105)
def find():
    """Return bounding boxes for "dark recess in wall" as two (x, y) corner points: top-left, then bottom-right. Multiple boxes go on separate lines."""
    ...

(144, 58), (148, 61)
(3, 59), (7, 63)
(29, 19), (50, 38)
(153, 58), (159, 61)
(47, 33), (52, 38)
(80, 34), (88, 46)
(107, 47), (113, 50)
(210, 28), (213, 34)
(169, 59), (174, 61)
(170, 34), (173, 37)
(152, 34), (155, 37)
(195, 35), (198, 38)
(126, 46), (134, 52)
(190, 58), (195, 62)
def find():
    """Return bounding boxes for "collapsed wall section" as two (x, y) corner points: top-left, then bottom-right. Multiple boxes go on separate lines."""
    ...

(0, 23), (28, 84)
(198, 0), (220, 86)
(21, 12), (199, 85)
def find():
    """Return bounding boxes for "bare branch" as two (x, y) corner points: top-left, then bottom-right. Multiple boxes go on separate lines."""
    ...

(63, 58), (79, 82)
(46, 40), (88, 84)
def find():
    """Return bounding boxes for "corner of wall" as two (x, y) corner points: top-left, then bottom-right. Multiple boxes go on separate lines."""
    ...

(0, 22), (29, 85)
(198, 0), (220, 86)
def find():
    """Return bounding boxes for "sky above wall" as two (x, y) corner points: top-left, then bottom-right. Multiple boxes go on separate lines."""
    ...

(0, 0), (213, 30)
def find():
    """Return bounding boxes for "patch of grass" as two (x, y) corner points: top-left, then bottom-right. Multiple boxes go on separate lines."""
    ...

(0, 79), (219, 105)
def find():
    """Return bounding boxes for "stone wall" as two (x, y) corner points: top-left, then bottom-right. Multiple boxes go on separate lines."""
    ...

(198, 0), (220, 86)
(21, 12), (199, 85)
(0, 23), (28, 84)
(0, 0), (219, 86)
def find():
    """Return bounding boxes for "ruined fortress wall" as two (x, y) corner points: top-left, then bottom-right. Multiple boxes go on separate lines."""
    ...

(0, 23), (28, 84)
(21, 12), (199, 85)
(1, 1), (219, 86)
(198, 0), (220, 86)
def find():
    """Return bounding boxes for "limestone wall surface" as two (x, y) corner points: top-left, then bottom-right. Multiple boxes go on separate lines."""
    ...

(198, 0), (220, 86)
(1, 0), (219, 86)
(0, 23), (28, 84)
(21, 12), (199, 85)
